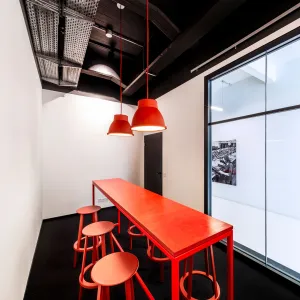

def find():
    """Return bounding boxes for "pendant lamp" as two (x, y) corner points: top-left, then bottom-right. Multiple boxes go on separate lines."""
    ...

(107, 4), (133, 136)
(131, 0), (166, 132)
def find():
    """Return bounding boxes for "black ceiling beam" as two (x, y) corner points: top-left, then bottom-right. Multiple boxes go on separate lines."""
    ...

(123, 0), (246, 96)
(89, 39), (136, 60)
(112, 0), (180, 40)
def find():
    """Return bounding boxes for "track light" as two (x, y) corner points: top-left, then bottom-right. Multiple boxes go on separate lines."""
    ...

(106, 29), (113, 38)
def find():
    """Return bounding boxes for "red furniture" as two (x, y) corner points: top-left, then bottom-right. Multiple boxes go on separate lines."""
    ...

(180, 246), (220, 300)
(73, 205), (101, 268)
(79, 221), (115, 300)
(91, 252), (139, 300)
(92, 178), (234, 300)
(147, 240), (169, 282)
(128, 222), (144, 250)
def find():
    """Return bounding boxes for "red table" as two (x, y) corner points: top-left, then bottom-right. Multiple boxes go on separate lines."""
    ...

(92, 178), (234, 300)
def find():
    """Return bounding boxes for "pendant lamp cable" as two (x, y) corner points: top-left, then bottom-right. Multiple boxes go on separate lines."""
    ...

(146, 0), (149, 98)
(119, 7), (123, 114)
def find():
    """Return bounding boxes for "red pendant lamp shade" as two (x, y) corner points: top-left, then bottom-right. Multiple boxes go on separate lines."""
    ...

(131, 0), (166, 132)
(131, 99), (166, 131)
(108, 114), (133, 136)
(107, 4), (133, 137)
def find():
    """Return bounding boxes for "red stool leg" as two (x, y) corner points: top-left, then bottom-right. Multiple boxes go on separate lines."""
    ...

(204, 248), (210, 276)
(79, 236), (88, 300)
(118, 210), (121, 234)
(74, 214), (84, 268)
(97, 286), (101, 300)
(101, 234), (106, 257)
(125, 278), (135, 300)
(187, 256), (193, 299)
(209, 246), (218, 297)
(110, 232), (114, 253)
(100, 286), (109, 300)
(94, 211), (98, 222)
(92, 236), (98, 264)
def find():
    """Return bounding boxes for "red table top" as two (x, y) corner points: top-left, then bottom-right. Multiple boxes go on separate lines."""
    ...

(93, 178), (233, 258)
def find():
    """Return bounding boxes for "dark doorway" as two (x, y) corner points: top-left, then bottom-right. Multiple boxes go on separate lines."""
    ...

(144, 133), (163, 195)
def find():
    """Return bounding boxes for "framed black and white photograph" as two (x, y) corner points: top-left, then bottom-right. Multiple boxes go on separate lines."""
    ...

(212, 140), (237, 186)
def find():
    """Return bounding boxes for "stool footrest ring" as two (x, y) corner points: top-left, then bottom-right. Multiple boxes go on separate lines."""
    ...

(180, 270), (220, 300)
(73, 236), (102, 253)
(79, 263), (98, 289)
(128, 225), (144, 237)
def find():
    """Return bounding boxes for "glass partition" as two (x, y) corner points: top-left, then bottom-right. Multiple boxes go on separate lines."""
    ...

(208, 36), (300, 282)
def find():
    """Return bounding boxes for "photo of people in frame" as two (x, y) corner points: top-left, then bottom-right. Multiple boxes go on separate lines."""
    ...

(212, 140), (236, 186)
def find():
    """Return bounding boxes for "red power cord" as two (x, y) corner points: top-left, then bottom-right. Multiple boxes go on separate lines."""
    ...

(146, 0), (149, 99)
(119, 7), (123, 114)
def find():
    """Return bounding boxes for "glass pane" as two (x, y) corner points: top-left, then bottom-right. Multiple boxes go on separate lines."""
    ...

(211, 116), (265, 259)
(267, 39), (300, 111)
(210, 56), (266, 122)
(266, 110), (300, 280)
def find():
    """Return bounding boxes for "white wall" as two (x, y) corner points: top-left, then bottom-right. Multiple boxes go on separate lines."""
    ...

(141, 18), (300, 214)
(0, 1), (42, 299)
(42, 90), (143, 219)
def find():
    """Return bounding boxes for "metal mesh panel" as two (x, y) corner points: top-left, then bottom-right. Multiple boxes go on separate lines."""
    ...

(66, 0), (99, 19)
(62, 67), (81, 84)
(38, 57), (58, 79)
(26, 2), (41, 52)
(26, 1), (59, 57)
(64, 17), (92, 64)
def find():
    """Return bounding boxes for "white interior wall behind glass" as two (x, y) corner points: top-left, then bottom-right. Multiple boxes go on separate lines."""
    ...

(210, 37), (300, 279)
(211, 117), (266, 256)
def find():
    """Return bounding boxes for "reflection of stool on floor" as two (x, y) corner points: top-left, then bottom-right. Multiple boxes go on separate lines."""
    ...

(146, 240), (169, 282)
(128, 222), (144, 250)
(79, 221), (115, 300)
(180, 246), (220, 300)
(91, 252), (139, 300)
(73, 205), (101, 268)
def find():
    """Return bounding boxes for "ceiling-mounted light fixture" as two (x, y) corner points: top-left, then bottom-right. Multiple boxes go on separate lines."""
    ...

(131, 0), (166, 132)
(106, 28), (113, 38)
(107, 4), (133, 137)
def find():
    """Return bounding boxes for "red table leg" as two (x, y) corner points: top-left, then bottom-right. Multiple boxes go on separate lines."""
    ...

(92, 183), (95, 206)
(227, 231), (234, 300)
(171, 259), (179, 300)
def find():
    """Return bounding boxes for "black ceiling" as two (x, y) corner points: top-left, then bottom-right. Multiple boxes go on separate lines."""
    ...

(40, 0), (300, 105)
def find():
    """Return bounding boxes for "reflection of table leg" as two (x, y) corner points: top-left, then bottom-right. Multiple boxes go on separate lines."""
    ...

(92, 183), (95, 206)
(171, 259), (179, 300)
(227, 231), (234, 300)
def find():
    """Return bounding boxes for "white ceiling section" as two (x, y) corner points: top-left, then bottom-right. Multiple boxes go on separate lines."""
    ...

(25, 0), (100, 86)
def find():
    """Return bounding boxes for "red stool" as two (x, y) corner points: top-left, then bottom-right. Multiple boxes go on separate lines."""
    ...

(146, 240), (169, 282)
(79, 221), (115, 300)
(128, 222), (144, 250)
(91, 252), (139, 300)
(180, 246), (220, 300)
(74, 205), (101, 268)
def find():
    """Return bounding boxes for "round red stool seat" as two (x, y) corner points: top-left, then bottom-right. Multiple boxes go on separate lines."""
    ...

(83, 221), (115, 237)
(91, 252), (139, 300)
(74, 205), (101, 268)
(92, 252), (139, 286)
(77, 205), (101, 215)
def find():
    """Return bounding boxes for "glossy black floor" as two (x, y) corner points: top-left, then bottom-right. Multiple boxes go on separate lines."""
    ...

(24, 207), (300, 300)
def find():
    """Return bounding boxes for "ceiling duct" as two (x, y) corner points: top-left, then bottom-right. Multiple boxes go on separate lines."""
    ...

(25, 0), (100, 87)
